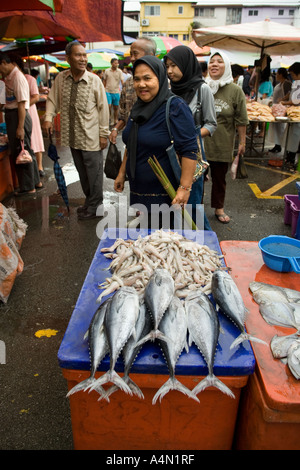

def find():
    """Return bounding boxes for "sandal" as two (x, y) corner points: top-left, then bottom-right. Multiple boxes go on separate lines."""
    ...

(14, 189), (36, 197)
(215, 213), (230, 224)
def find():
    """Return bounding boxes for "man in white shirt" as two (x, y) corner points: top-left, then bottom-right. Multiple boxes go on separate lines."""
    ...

(0, 52), (41, 195)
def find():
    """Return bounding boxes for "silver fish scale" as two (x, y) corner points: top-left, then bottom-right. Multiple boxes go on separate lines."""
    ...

(158, 295), (188, 374)
(211, 270), (246, 332)
(185, 292), (219, 372)
(104, 286), (140, 369)
(249, 281), (300, 305)
(144, 268), (175, 329)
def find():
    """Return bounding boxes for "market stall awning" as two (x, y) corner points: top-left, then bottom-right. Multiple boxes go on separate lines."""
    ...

(193, 19), (300, 57)
(0, 0), (124, 43)
(0, 0), (64, 14)
(187, 40), (210, 57)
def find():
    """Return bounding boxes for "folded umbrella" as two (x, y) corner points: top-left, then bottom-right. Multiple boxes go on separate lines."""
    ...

(47, 134), (69, 212)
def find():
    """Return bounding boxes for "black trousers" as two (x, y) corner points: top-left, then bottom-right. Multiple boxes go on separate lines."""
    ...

(208, 161), (229, 209)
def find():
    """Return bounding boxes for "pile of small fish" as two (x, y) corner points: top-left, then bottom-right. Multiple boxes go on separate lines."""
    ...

(67, 269), (266, 404)
(97, 230), (224, 302)
(249, 281), (300, 380)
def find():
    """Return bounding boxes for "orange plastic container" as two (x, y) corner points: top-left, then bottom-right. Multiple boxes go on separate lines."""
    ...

(0, 146), (14, 201)
(63, 369), (248, 450)
(220, 241), (300, 450)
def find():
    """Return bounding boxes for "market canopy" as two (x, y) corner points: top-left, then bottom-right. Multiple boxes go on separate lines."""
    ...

(0, 0), (64, 14)
(0, 0), (124, 43)
(193, 19), (300, 57)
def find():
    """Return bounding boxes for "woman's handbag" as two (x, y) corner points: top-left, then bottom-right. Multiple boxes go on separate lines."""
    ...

(15, 140), (32, 164)
(165, 95), (209, 184)
(104, 142), (122, 180)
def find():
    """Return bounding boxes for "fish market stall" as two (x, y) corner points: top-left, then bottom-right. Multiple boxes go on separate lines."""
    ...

(219, 241), (300, 450)
(58, 229), (256, 450)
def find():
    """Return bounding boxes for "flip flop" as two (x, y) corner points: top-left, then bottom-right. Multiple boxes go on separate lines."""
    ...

(215, 213), (230, 224)
(14, 190), (36, 197)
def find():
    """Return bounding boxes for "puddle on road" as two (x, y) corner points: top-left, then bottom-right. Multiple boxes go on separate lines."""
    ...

(5, 188), (131, 234)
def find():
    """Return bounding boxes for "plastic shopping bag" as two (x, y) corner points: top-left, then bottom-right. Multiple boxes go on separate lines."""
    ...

(104, 143), (122, 180)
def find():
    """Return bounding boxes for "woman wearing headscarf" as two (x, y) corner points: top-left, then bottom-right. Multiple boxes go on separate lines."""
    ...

(115, 56), (199, 227)
(205, 51), (248, 224)
(164, 45), (217, 230)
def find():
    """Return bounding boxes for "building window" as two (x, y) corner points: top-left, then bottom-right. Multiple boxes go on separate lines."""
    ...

(169, 34), (179, 40)
(278, 9), (284, 16)
(289, 9), (295, 16)
(178, 6), (183, 15)
(143, 32), (160, 37)
(145, 5), (160, 16)
(194, 7), (214, 18)
(226, 8), (242, 24)
(249, 10), (258, 16)
(182, 34), (189, 41)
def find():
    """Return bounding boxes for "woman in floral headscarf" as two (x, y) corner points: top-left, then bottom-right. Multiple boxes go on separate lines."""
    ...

(205, 51), (248, 224)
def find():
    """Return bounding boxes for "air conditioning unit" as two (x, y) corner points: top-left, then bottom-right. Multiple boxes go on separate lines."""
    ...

(141, 19), (150, 26)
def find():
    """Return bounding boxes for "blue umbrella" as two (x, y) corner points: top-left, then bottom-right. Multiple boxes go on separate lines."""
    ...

(47, 134), (69, 212)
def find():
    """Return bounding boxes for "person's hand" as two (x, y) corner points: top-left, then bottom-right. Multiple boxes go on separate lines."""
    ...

(100, 137), (108, 150)
(172, 186), (191, 207)
(109, 128), (118, 144)
(42, 120), (53, 137)
(237, 143), (245, 158)
(16, 126), (24, 141)
(114, 172), (125, 192)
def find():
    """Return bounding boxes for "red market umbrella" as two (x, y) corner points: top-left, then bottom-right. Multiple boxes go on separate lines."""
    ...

(151, 36), (183, 59)
(0, 13), (77, 40)
(0, 1), (64, 13)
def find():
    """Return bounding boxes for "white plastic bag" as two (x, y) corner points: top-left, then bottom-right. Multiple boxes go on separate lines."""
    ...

(0, 204), (27, 303)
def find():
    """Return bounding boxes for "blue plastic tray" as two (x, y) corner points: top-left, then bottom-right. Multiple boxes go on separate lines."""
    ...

(58, 229), (255, 376)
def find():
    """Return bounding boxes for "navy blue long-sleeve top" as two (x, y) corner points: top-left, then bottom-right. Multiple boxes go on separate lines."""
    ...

(122, 96), (198, 210)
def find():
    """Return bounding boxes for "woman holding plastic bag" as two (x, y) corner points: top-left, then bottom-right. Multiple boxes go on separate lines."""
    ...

(204, 51), (248, 224)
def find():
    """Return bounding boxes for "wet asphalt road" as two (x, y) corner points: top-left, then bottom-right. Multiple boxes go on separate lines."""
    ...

(0, 131), (299, 450)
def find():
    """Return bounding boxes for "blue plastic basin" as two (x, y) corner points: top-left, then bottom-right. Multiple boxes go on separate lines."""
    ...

(258, 235), (300, 273)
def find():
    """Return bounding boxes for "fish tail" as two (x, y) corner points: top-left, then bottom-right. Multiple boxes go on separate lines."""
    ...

(126, 376), (144, 399)
(152, 377), (200, 405)
(193, 374), (235, 399)
(66, 377), (95, 397)
(230, 332), (268, 350)
(136, 329), (171, 348)
(99, 376), (144, 401)
(91, 370), (132, 398)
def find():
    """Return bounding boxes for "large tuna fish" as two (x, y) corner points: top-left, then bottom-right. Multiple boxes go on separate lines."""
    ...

(185, 290), (235, 398)
(152, 296), (199, 404)
(101, 300), (153, 401)
(89, 286), (140, 397)
(137, 268), (174, 346)
(212, 270), (267, 350)
(66, 298), (111, 397)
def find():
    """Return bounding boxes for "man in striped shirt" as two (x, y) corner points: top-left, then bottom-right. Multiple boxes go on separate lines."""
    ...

(43, 41), (110, 220)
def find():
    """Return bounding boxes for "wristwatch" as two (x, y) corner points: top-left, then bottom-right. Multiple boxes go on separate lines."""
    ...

(111, 127), (118, 132)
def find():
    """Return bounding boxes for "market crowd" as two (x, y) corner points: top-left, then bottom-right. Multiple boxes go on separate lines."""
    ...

(0, 39), (299, 227)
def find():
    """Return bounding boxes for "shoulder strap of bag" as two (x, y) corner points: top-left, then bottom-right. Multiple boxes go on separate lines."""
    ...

(165, 95), (176, 143)
(194, 80), (204, 127)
